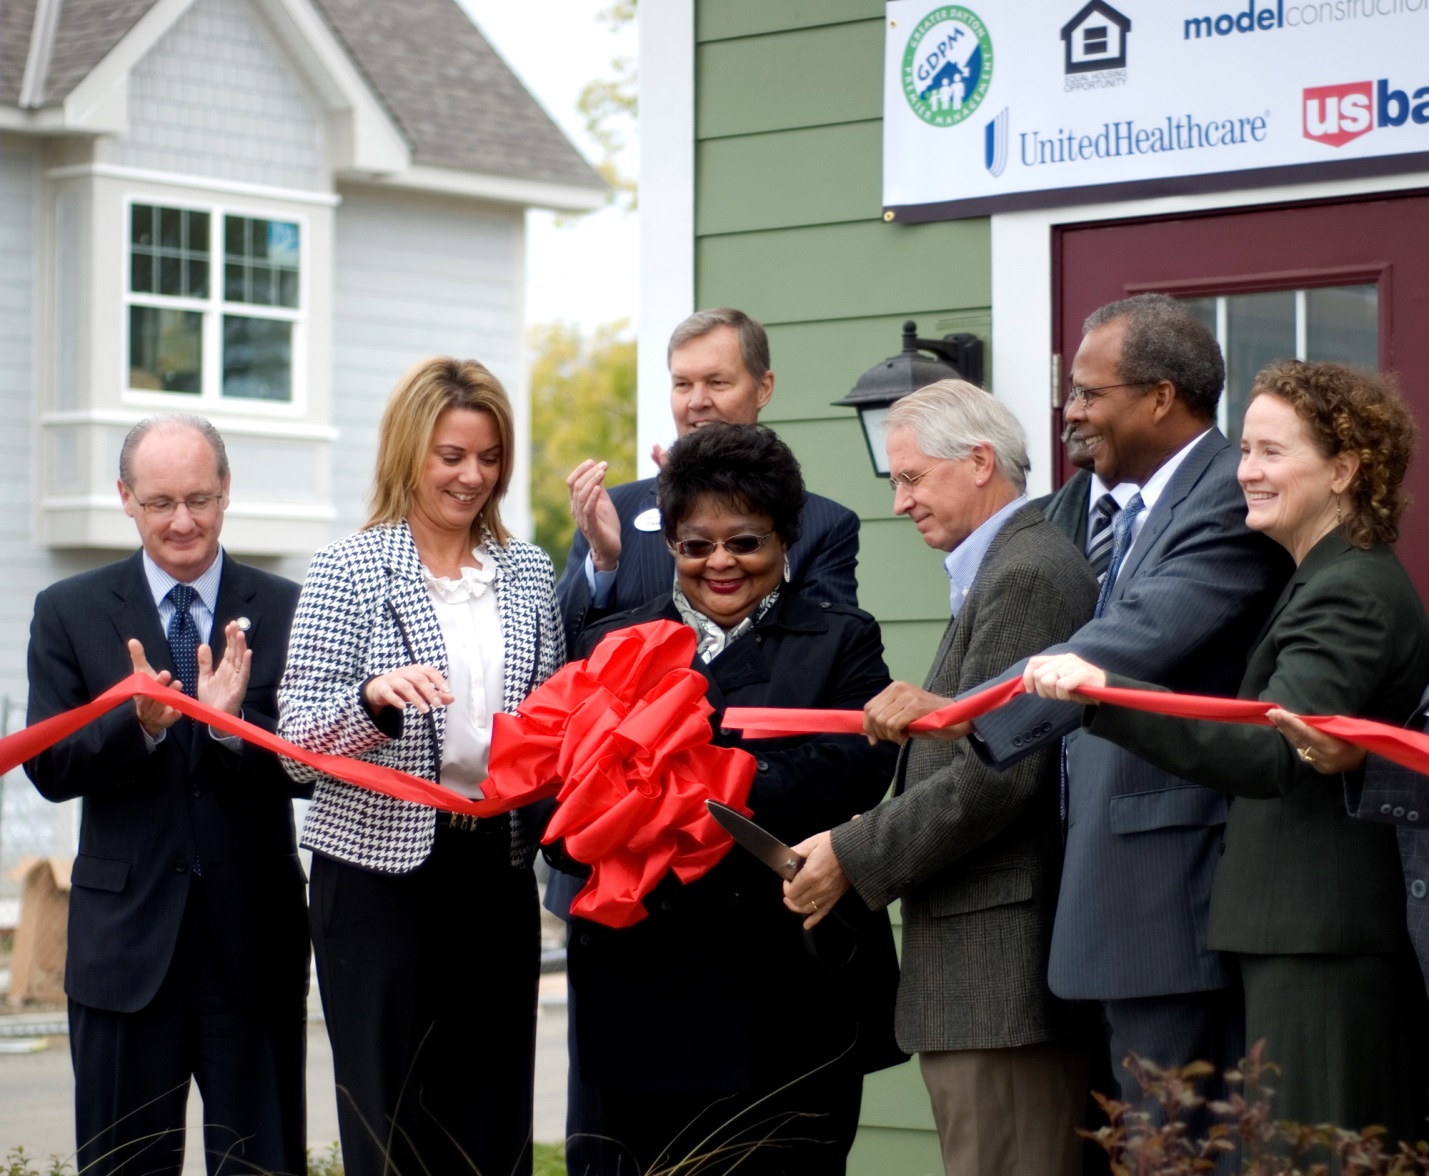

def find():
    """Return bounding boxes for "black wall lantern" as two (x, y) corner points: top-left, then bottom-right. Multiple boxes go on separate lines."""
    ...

(832, 321), (986, 476)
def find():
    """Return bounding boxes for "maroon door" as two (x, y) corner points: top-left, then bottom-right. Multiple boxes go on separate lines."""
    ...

(1053, 189), (1429, 596)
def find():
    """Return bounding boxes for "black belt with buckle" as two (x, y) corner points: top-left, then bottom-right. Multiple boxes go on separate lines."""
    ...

(439, 811), (510, 838)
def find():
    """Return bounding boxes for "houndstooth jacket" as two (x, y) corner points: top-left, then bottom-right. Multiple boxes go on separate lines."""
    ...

(279, 521), (564, 872)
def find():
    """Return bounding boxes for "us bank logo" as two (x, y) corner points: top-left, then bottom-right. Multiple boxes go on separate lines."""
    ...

(1303, 79), (1429, 148)
(901, 6), (994, 128)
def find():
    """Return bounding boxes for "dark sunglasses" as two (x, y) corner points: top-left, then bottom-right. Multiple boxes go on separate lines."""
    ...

(668, 532), (775, 559)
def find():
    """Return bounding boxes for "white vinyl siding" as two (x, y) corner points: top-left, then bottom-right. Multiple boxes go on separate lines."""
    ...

(331, 186), (530, 540)
(110, 0), (325, 192)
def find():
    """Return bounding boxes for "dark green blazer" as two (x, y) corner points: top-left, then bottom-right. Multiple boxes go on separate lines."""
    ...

(1090, 534), (1429, 955)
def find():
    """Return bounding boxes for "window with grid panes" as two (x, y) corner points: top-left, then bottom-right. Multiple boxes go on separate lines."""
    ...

(127, 202), (302, 404)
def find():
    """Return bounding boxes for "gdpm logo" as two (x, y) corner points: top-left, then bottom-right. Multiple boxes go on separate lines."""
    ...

(1303, 79), (1429, 147)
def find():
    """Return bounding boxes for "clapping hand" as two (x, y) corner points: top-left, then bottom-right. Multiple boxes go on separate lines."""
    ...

(198, 621), (251, 716)
(128, 638), (182, 737)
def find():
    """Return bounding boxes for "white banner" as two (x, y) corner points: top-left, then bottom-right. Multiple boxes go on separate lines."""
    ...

(883, 0), (1429, 220)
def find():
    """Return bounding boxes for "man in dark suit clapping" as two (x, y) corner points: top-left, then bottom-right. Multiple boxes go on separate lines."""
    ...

(556, 307), (860, 649)
(25, 415), (307, 1176)
(784, 380), (1099, 1176)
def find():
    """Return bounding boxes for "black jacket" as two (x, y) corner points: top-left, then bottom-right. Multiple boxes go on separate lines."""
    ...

(567, 591), (904, 1092)
(25, 551), (308, 1015)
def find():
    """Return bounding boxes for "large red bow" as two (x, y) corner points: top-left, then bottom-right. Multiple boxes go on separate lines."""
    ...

(485, 620), (756, 927)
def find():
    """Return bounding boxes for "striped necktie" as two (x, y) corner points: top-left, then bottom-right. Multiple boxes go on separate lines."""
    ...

(1094, 493), (1144, 618)
(1086, 493), (1120, 582)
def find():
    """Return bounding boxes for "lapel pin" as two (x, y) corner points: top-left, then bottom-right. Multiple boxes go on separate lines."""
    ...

(234, 616), (251, 632)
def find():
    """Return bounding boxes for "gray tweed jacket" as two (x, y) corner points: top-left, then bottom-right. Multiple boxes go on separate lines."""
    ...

(279, 521), (564, 872)
(831, 505), (1098, 1053)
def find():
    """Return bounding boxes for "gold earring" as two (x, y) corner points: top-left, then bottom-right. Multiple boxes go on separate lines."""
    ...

(1335, 497), (1343, 525)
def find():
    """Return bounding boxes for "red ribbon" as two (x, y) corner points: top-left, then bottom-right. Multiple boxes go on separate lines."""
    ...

(723, 681), (1429, 777)
(484, 620), (756, 928)
(3, 673), (519, 817)
(17, 624), (1429, 930)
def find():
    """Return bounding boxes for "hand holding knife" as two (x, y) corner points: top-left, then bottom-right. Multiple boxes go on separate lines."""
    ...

(706, 801), (858, 943)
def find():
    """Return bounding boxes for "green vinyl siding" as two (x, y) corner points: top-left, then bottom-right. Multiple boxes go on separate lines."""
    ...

(694, 1), (994, 1162)
(698, 219), (990, 327)
(697, 0), (881, 42)
(762, 311), (993, 425)
(696, 121), (883, 235)
(697, 21), (883, 139)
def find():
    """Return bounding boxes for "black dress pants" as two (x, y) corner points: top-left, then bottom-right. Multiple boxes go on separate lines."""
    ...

(310, 821), (539, 1176)
(69, 882), (307, 1176)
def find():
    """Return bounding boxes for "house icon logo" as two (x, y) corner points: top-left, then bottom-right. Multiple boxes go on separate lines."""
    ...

(1060, 1), (1131, 74)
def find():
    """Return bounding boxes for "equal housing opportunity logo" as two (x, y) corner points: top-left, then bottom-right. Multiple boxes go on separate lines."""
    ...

(901, 6), (994, 127)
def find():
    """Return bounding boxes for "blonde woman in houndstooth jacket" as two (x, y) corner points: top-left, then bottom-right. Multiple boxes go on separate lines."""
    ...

(279, 357), (564, 1176)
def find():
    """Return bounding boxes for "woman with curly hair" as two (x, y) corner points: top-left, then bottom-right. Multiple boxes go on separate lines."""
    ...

(1025, 360), (1429, 1136)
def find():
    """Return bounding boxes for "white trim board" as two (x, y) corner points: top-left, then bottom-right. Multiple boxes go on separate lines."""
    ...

(636, 0), (695, 477)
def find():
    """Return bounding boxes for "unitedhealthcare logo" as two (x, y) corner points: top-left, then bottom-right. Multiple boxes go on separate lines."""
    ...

(1303, 78), (1429, 147)
(985, 108), (1009, 175)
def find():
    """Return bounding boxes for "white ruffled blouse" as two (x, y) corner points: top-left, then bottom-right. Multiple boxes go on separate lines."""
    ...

(421, 547), (506, 798)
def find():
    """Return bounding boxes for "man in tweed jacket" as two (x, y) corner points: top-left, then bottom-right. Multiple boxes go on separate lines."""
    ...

(785, 381), (1099, 1176)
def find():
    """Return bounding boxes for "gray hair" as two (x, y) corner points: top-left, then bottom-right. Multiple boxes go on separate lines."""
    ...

(885, 380), (1030, 493)
(666, 307), (771, 383)
(1084, 293), (1224, 420)
(119, 415), (230, 485)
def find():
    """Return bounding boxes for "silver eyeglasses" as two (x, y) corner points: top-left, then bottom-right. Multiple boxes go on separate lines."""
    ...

(888, 461), (946, 493)
(1066, 381), (1154, 407)
(130, 493), (224, 518)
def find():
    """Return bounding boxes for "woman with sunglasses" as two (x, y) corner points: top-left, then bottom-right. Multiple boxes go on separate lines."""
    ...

(561, 423), (904, 1174)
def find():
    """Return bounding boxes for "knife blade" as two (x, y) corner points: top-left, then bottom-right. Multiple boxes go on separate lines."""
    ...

(706, 800), (806, 881)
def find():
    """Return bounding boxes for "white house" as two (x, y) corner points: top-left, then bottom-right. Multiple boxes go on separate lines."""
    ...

(0, 0), (604, 874)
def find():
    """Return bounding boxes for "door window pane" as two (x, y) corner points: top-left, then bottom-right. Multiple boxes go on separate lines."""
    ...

(1306, 285), (1378, 368)
(1180, 283), (1381, 441)
(223, 315), (292, 401)
(129, 307), (202, 393)
(1224, 291), (1295, 440)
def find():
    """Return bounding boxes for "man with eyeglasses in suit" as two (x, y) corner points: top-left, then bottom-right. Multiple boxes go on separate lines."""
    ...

(24, 414), (308, 1176)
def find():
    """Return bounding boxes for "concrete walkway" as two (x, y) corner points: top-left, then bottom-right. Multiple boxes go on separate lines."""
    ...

(0, 971), (571, 1173)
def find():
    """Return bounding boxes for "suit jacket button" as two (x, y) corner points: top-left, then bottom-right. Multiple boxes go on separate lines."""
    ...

(1382, 804), (1394, 815)
(1410, 811), (1420, 822)
(820, 601), (831, 609)
(1394, 806), (1407, 818)
(756, 759), (769, 771)
(191, 787), (202, 798)
(174, 858), (188, 873)
(1012, 735), (1024, 748)
(1412, 880), (1427, 900)
(578, 934), (591, 947)
(660, 899), (674, 912)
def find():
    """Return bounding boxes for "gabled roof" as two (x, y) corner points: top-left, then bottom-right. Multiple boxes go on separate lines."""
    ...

(0, 0), (603, 194)
(310, 0), (600, 189)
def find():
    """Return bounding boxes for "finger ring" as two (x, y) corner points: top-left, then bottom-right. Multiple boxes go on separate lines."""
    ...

(1298, 746), (1315, 764)
(810, 900), (819, 912)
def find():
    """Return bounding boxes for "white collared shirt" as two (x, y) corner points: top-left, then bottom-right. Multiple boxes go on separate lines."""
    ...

(142, 549), (222, 643)
(1124, 428), (1214, 556)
